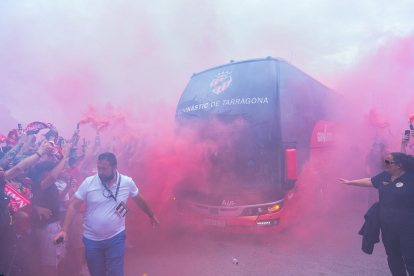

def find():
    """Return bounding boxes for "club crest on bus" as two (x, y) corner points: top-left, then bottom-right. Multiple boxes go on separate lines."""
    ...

(210, 71), (232, 95)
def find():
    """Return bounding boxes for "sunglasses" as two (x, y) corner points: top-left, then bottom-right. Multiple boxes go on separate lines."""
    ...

(385, 160), (396, 165)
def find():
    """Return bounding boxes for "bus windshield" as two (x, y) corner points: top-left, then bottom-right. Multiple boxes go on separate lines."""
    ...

(175, 60), (279, 193)
(202, 121), (274, 192)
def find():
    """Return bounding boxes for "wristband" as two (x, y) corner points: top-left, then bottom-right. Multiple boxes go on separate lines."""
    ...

(36, 152), (41, 158)
(149, 212), (155, 219)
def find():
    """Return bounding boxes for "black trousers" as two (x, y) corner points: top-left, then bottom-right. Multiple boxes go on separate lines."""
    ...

(380, 209), (414, 276)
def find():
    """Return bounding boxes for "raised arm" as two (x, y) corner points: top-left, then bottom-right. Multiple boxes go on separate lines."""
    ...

(47, 126), (58, 142)
(59, 177), (76, 201)
(4, 142), (51, 180)
(40, 142), (72, 190)
(0, 132), (28, 168)
(339, 178), (373, 187)
(116, 146), (130, 162)
(127, 141), (141, 167)
(402, 133), (410, 154)
(19, 134), (35, 154)
(78, 142), (97, 172)
(70, 129), (80, 144)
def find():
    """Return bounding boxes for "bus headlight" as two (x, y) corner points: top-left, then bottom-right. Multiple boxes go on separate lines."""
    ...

(240, 201), (284, 216)
(268, 205), (280, 213)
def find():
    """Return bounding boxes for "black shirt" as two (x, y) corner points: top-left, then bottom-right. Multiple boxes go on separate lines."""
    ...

(371, 171), (414, 209)
(31, 181), (60, 228)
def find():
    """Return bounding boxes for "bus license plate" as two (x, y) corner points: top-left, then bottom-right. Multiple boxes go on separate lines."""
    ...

(202, 218), (225, 227)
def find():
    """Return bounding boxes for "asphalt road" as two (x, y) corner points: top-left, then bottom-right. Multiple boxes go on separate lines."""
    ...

(123, 203), (391, 276)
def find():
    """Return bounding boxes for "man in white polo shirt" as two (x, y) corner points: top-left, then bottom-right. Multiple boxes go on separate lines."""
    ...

(53, 152), (159, 276)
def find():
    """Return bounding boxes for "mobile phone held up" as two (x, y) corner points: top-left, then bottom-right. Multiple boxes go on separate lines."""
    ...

(409, 121), (414, 131)
(405, 130), (411, 141)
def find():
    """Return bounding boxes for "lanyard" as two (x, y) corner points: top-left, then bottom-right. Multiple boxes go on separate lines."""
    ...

(101, 172), (122, 202)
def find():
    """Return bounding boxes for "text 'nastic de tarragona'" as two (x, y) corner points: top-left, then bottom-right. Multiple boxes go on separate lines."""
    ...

(177, 97), (269, 115)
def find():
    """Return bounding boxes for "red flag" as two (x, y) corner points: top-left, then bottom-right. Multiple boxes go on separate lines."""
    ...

(7, 130), (18, 146)
(25, 122), (58, 144)
(0, 133), (8, 143)
(25, 122), (53, 135)
(45, 141), (64, 163)
(4, 184), (31, 212)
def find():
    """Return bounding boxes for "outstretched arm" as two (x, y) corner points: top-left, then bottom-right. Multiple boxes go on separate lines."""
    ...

(339, 178), (373, 187)
(4, 142), (51, 180)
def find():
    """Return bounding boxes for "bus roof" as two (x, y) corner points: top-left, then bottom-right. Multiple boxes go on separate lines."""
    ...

(191, 56), (335, 93)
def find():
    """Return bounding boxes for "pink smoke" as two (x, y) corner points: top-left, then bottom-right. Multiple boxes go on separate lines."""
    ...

(78, 113), (111, 131)
(364, 108), (390, 128)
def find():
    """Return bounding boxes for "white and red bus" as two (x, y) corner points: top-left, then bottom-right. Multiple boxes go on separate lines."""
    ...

(174, 57), (341, 233)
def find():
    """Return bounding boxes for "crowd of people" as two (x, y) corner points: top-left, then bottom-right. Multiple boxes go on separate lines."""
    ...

(2, 119), (414, 276)
(0, 123), (157, 276)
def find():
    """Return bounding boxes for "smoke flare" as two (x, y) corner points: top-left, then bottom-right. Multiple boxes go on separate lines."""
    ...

(78, 113), (111, 131)
(364, 108), (390, 128)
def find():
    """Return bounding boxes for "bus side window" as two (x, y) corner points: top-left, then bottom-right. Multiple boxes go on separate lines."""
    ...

(279, 62), (294, 114)
(281, 62), (313, 117)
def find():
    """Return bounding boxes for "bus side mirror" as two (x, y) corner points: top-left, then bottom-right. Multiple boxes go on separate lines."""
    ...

(282, 149), (297, 190)
(285, 149), (298, 180)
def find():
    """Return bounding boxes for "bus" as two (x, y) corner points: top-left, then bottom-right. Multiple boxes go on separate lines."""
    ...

(174, 57), (341, 233)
